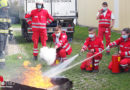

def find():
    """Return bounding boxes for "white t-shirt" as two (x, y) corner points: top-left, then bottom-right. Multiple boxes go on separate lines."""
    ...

(97, 10), (115, 20)
(56, 36), (59, 44)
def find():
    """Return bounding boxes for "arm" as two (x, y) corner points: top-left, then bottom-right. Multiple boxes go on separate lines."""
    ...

(81, 39), (89, 51)
(25, 11), (32, 25)
(25, 11), (32, 18)
(110, 13), (115, 28)
(96, 10), (102, 20)
(96, 12), (100, 20)
(56, 34), (67, 48)
(108, 37), (122, 48)
(46, 11), (54, 25)
(120, 51), (130, 57)
(26, 18), (32, 25)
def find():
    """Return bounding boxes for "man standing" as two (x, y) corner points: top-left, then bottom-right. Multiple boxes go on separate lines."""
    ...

(0, 0), (12, 69)
(97, 2), (115, 54)
(25, 0), (54, 60)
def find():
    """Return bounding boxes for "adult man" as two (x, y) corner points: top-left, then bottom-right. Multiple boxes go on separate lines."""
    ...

(0, 0), (12, 69)
(97, 2), (115, 54)
(80, 27), (104, 72)
(108, 28), (130, 72)
(25, 0), (54, 60)
(52, 25), (72, 65)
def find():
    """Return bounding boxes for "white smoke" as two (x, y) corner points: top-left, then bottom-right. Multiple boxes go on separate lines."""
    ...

(39, 47), (56, 65)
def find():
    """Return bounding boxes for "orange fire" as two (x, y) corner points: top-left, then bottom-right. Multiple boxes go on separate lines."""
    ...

(22, 61), (54, 89)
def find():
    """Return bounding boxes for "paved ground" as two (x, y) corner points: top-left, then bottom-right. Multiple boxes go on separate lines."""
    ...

(8, 38), (22, 55)
(13, 28), (21, 31)
(7, 28), (24, 56)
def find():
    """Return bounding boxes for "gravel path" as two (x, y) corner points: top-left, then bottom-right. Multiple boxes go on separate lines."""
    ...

(7, 28), (25, 56)
(8, 38), (22, 55)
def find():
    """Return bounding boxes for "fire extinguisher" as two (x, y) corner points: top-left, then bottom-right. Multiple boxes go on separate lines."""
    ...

(85, 52), (94, 71)
(112, 47), (121, 73)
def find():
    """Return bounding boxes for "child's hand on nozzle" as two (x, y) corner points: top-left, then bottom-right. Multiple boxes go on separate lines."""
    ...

(81, 49), (85, 53)
(106, 45), (110, 50)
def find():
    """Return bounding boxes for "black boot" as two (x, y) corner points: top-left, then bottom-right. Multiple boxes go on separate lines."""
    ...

(33, 56), (38, 61)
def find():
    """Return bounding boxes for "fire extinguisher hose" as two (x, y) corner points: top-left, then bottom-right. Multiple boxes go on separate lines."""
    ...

(54, 47), (108, 75)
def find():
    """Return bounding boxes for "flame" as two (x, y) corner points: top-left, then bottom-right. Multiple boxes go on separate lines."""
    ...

(22, 61), (54, 89)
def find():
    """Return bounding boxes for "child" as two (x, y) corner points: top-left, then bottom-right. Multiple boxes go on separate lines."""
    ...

(52, 25), (72, 65)
(80, 27), (104, 72)
(108, 28), (130, 72)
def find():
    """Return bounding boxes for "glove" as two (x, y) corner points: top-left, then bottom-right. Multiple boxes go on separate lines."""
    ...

(106, 45), (110, 50)
(9, 34), (13, 41)
(81, 49), (85, 53)
(8, 30), (13, 41)
(8, 27), (13, 34)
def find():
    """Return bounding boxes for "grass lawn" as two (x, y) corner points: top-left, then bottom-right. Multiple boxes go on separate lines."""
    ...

(1, 25), (130, 90)
(12, 24), (21, 28)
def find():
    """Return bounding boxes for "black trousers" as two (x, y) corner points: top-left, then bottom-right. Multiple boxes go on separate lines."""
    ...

(0, 33), (8, 59)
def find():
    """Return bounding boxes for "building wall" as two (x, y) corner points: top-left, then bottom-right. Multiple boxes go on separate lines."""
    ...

(77, 0), (130, 30)
(119, 0), (130, 30)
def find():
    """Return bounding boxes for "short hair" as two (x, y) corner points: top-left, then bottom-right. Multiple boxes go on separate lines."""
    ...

(122, 28), (130, 38)
(88, 27), (96, 32)
(102, 2), (108, 6)
(57, 25), (62, 29)
(54, 25), (62, 31)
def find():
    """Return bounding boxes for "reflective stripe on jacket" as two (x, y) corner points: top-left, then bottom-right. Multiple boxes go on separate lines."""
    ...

(99, 9), (112, 27)
(52, 32), (72, 55)
(25, 9), (54, 31)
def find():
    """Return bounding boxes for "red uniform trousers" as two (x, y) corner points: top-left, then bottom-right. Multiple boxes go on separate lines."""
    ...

(32, 29), (48, 56)
(80, 52), (102, 71)
(98, 26), (111, 52)
(56, 48), (67, 61)
(108, 58), (130, 72)
(56, 47), (72, 61)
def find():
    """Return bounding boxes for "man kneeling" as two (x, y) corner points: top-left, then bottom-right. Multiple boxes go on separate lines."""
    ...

(80, 27), (104, 72)
(52, 25), (72, 65)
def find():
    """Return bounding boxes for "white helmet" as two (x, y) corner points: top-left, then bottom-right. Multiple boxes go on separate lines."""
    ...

(36, 0), (44, 4)
(35, 0), (44, 8)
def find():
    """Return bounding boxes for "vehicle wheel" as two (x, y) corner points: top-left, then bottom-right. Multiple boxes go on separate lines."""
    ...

(21, 19), (32, 42)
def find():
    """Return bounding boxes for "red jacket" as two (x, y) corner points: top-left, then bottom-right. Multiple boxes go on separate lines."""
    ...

(25, 9), (54, 31)
(82, 36), (104, 52)
(109, 37), (130, 57)
(99, 9), (112, 27)
(52, 32), (72, 55)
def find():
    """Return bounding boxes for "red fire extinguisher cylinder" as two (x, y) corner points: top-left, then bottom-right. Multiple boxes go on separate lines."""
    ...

(112, 54), (121, 73)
